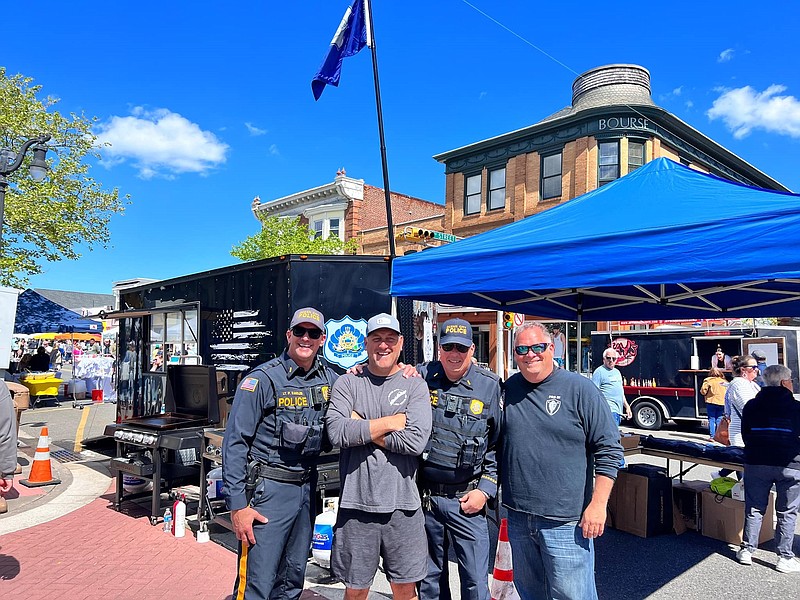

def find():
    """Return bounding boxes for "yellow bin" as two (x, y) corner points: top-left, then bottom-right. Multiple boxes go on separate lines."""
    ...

(21, 376), (63, 397)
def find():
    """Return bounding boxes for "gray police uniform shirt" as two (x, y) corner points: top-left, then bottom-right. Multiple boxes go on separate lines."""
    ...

(222, 351), (337, 511)
(326, 368), (432, 513)
(417, 361), (501, 499)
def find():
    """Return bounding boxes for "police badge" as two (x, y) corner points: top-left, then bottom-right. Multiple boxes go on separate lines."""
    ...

(545, 395), (561, 415)
(323, 316), (368, 369)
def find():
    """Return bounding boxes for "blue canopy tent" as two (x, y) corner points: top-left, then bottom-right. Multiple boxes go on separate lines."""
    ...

(14, 289), (99, 334)
(391, 158), (800, 322)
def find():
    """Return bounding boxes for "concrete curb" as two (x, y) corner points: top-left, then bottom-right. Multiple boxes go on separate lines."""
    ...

(0, 458), (111, 535)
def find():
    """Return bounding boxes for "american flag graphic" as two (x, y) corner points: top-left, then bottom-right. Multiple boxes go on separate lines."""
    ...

(210, 309), (273, 371)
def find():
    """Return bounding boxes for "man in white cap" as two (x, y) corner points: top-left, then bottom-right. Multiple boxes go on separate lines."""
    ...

(223, 306), (338, 600)
(326, 312), (432, 600)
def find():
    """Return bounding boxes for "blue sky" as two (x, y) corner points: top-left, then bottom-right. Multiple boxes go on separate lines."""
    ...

(4, 1), (799, 294)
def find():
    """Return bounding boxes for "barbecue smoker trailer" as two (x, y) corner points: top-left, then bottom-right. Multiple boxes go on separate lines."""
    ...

(104, 255), (393, 523)
(590, 326), (800, 431)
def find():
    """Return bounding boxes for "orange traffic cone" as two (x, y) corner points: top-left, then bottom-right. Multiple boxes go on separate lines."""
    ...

(490, 518), (520, 600)
(20, 426), (62, 488)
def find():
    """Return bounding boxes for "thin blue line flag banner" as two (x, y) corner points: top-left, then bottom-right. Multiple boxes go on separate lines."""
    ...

(312, 0), (370, 100)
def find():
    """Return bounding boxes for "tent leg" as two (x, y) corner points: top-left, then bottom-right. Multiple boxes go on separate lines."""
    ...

(576, 316), (582, 374)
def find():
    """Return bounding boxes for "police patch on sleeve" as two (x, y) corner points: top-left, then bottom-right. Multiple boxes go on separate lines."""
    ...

(240, 377), (259, 392)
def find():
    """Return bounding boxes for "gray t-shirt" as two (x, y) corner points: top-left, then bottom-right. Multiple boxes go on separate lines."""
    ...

(325, 368), (432, 513)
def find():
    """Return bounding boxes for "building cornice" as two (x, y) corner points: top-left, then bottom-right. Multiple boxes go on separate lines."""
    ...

(252, 175), (365, 219)
(434, 105), (788, 191)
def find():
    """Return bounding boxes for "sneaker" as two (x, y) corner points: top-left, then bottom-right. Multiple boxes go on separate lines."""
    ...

(0, 496), (7, 515)
(736, 548), (753, 565)
(776, 557), (800, 574)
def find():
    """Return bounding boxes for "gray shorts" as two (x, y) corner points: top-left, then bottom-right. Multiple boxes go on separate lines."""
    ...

(331, 507), (427, 588)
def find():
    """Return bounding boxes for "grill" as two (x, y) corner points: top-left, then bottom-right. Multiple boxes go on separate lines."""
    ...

(106, 364), (221, 525)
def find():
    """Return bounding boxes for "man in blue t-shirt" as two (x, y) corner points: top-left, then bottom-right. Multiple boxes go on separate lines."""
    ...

(501, 322), (622, 600)
(591, 348), (632, 425)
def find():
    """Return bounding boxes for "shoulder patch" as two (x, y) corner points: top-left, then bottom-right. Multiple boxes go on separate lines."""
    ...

(240, 377), (259, 392)
(470, 399), (484, 415)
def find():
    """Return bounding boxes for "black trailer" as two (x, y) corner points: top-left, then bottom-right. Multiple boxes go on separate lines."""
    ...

(591, 326), (800, 430)
(103, 254), (393, 522)
(107, 254), (392, 420)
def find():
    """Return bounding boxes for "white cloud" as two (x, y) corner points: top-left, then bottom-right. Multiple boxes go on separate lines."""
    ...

(672, 86), (683, 96)
(268, 144), (280, 156)
(718, 48), (735, 63)
(95, 107), (229, 178)
(707, 85), (800, 139)
(245, 122), (267, 136)
(685, 100), (694, 109)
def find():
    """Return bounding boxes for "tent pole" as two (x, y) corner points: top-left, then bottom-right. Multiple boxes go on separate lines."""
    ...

(495, 311), (504, 378)
(576, 293), (584, 374)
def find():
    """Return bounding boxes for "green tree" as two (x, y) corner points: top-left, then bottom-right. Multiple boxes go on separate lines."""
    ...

(231, 215), (358, 261)
(0, 67), (127, 286)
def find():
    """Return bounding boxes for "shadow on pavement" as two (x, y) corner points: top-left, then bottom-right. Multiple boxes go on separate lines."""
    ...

(595, 528), (718, 598)
(0, 554), (21, 580)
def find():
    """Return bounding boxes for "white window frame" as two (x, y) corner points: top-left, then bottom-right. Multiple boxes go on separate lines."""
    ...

(304, 206), (346, 241)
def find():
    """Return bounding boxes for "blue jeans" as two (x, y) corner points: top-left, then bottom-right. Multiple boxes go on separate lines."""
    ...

(506, 509), (597, 600)
(706, 404), (724, 438)
(742, 464), (800, 558)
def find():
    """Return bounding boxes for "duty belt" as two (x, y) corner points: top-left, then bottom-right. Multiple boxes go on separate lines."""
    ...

(421, 478), (479, 498)
(257, 463), (312, 484)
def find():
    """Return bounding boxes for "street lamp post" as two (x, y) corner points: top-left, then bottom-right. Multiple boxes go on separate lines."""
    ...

(0, 134), (51, 244)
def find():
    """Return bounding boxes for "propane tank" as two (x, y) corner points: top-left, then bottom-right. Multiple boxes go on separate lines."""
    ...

(312, 497), (338, 568)
(172, 493), (187, 538)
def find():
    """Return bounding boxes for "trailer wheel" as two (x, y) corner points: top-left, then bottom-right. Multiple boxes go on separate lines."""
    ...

(633, 400), (663, 430)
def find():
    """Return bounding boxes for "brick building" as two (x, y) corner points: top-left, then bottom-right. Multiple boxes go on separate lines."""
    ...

(251, 169), (444, 255)
(431, 64), (789, 371)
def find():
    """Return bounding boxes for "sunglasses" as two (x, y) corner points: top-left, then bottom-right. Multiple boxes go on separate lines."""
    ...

(604, 356), (617, 361)
(514, 343), (549, 356)
(441, 343), (470, 353)
(291, 325), (322, 339)
(742, 365), (758, 371)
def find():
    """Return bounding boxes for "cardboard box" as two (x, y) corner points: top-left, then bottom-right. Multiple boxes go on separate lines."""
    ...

(620, 433), (641, 451)
(672, 480), (709, 531)
(608, 465), (673, 537)
(701, 489), (774, 545)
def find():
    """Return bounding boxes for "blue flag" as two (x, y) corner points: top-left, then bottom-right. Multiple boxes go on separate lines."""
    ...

(312, 0), (370, 100)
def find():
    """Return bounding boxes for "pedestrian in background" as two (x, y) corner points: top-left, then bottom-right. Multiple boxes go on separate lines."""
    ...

(501, 322), (623, 600)
(714, 355), (760, 480)
(326, 313), (432, 600)
(711, 347), (733, 370)
(751, 349), (768, 386)
(701, 367), (728, 441)
(736, 364), (800, 574)
(0, 380), (18, 514)
(551, 325), (566, 368)
(592, 348), (632, 425)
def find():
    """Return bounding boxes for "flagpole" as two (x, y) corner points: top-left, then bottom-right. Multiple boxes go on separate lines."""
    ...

(364, 0), (396, 259)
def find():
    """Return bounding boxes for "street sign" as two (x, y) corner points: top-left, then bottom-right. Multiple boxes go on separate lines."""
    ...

(513, 313), (524, 327)
(431, 231), (459, 243)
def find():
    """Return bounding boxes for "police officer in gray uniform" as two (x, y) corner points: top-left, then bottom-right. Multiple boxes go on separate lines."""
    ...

(223, 307), (338, 600)
(418, 318), (501, 600)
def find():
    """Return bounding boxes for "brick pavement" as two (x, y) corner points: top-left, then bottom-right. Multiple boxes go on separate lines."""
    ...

(0, 486), (234, 600)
